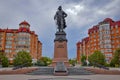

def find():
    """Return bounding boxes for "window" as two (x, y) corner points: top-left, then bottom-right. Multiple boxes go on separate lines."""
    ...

(6, 33), (13, 36)
(111, 31), (114, 34)
(111, 26), (113, 29)
(105, 54), (112, 57)
(17, 36), (30, 41)
(115, 25), (118, 29)
(105, 49), (112, 52)
(105, 58), (110, 63)
(5, 45), (12, 48)
(116, 30), (119, 33)
(26, 49), (30, 52)
(5, 49), (11, 53)
(16, 45), (29, 49)
(0, 41), (2, 44)
(104, 44), (111, 48)
(94, 43), (96, 46)
(104, 40), (111, 44)
(116, 40), (119, 43)
(117, 45), (120, 48)
(101, 49), (104, 53)
(6, 41), (12, 45)
(18, 32), (30, 36)
(6, 37), (12, 40)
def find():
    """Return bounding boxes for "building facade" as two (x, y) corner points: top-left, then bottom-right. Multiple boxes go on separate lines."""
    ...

(0, 21), (42, 63)
(77, 18), (120, 63)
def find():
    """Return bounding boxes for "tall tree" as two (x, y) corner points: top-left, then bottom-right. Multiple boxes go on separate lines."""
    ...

(88, 51), (105, 65)
(0, 51), (9, 67)
(81, 55), (87, 66)
(69, 58), (77, 66)
(110, 48), (120, 67)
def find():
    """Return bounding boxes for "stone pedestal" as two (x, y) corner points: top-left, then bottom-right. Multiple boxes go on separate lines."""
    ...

(54, 62), (68, 76)
(52, 31), (69, 67)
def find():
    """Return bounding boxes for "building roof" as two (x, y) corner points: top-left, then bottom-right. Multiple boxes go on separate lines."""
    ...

(76, 41), (81, 45)
(18, 27), (30, 33)
(103, 18), (114, 22)
(88, 25), (99, 34)
(19, 20), (30, 26)
(82, 37), (89, 43)
(115, 21), (120, 26)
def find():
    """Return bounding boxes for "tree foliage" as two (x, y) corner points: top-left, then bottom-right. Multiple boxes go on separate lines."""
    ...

(110, 48), (120, 67)
(69, 58), (77, 66)
(13, 51), (32, 67)
(36, 56), (52, 66)
(81, 55), (87, 66)
(0, 52), (9, 67)
(88, 51), (105, 66)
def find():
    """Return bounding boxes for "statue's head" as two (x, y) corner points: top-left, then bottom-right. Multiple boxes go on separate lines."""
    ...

(58, 6), (62, 10)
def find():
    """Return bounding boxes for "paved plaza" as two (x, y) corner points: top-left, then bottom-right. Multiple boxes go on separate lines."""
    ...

(0, 67), (120, 80)
(0, 74), (120, 80)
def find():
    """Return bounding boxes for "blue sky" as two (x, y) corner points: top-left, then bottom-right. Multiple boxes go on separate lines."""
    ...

(0, 0), (120, 59)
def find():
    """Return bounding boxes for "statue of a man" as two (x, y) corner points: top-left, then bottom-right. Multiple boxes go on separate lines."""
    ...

(54, 6), (67, 32)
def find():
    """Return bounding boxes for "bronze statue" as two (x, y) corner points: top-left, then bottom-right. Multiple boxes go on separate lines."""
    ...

(54, 6), (67, 32)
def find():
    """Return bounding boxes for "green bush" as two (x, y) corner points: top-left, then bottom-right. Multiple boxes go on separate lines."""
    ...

(13, 51), (32, 67)
(88, 51), (105, 66)
(0, 52), (9, 67)
(110, 48), (120, 67)
(69, 58), (77, 66)
(36, 57), (52, 66)
(81, 55), (87, 66)
(104, 63), (110, 67)
(1, 56), (9, 67)
(110, 59), (115, 67)
(36, 60), (46, 66)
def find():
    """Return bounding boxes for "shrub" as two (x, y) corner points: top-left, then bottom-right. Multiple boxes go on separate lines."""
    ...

(88, 51), (105, 66)
(36, 57), (52, 66)
(0, 52), (9, 67)
(69, 58), (77, 66)
(110, 48), (120, 67)
(81, 55), (87, 66)
(1, 56), (9, 67)
(13, 51), (32, 67)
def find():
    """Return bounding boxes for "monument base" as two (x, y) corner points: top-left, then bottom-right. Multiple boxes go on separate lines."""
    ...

(54, 62), (68, 76)
(52, 58), (69, 67)
(54, 72), (68, 76)
(52, 31), (70, 67)
(52, 40), (70, 67)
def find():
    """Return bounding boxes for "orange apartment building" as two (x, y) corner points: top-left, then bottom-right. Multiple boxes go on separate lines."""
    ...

(77, 18), (120, 63)
(0, 21), (42, 63)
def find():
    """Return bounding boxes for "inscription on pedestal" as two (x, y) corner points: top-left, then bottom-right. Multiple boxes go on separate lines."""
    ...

(57, 45), (64, 48)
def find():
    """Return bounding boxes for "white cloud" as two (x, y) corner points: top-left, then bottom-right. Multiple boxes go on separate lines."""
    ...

(66, 5), (84, 15)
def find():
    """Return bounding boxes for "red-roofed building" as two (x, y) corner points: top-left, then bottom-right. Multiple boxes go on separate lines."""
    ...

(77, 18), (120, 63)
(0, 21), (42, 63)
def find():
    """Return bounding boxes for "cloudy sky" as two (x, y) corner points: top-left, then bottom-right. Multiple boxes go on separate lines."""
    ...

(0, 0), (120, 59)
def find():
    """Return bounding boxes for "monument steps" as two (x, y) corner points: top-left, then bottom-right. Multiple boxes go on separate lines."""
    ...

(68, 67), (94, 75)
(27, 67), (54, 75)
(27, 67), (94, 75)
